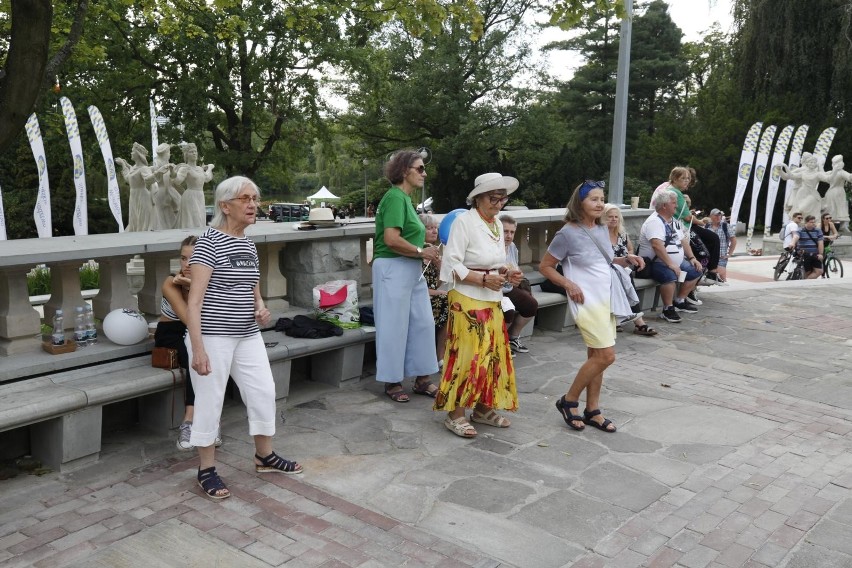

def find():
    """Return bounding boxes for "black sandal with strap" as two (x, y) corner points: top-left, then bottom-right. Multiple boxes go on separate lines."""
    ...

(255, 452), (303, 475)
(583, 408), (617, 433)
(555, 396), (585, 431)
(197, 466), (231, 500)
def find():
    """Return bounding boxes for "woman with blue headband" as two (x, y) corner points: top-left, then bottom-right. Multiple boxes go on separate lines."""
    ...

(539, 181), (643, 433)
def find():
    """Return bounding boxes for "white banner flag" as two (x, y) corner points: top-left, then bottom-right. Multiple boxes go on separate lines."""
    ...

(764, 125), (794, 236)
(0, 181), (7, 240)
(745, 125), (776, 250)
(782, 125), (809, 224)
(88, 105), (124, 232)
(729, 122), (763, 225)
(150, 98), (158, 156)
(60, 97), (88, 235)
(813, 127), (837, 161)
(25, 113), (52, 238)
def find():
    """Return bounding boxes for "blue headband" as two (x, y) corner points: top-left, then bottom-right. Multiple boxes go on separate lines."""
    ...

(578, 179), (606, 200)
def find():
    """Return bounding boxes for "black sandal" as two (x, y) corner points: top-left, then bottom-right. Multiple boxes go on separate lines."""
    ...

(412, 378), (438, 398)
(555, 396), (585, 431)
(197, 466), (231, 499)
(255, 452), (303, 475)
(385, 383), (410, 402)
(583, 409), (617, 432)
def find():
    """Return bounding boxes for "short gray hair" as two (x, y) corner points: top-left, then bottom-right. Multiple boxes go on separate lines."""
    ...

(419, 213), (437, 227)
(210, 176), (260, 228)
(652, 188), (677, 211)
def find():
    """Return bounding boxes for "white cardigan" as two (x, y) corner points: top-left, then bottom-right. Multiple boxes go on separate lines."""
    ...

(439, 208), (507, 302)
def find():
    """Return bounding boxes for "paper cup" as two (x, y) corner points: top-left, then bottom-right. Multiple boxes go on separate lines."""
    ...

(677, 270), (687, 283)
(630, 196), (640, 209)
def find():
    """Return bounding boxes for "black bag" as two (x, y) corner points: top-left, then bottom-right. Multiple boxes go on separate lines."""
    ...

(634, 257), (654, 279)
(689, 229), (710, 270)
(540, 264), (566, 295)
(275, 315), (343, 338)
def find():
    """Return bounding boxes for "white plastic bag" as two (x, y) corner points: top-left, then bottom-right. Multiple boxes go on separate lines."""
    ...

(312, 280), (360, 328)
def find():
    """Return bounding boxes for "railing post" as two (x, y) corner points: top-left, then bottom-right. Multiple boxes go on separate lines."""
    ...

(137, 252), (172, 316)
(92, 256), (138, 320)
(257, 242), (289, 311)
(0, 267), (42, 355)
(43, 261), (86, 328)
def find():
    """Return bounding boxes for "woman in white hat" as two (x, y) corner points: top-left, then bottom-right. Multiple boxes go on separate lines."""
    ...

(373, 150), (442, 402)
(435, 173), (523, 437)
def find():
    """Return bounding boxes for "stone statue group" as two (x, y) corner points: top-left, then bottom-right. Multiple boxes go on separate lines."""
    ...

(115, 142), (213, 231)
(781, 153), (851, 230)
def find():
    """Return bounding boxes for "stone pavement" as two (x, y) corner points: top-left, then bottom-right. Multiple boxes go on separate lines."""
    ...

(2, 255), (852, 568)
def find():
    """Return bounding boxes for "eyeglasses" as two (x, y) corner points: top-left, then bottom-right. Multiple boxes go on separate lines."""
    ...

(486, 194), (510, 205)
(824, 216), (832, 220)
(411, 165), (426, 174)
(229, 195), (260, 204)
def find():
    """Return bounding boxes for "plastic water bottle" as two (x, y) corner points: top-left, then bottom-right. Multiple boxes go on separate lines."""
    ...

(84, 305), (97, 346)
(74, 306), (87, 348)
(51, 310), (65, 346)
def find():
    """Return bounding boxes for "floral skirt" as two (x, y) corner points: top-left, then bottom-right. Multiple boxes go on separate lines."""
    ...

(434, 290), (518, 412)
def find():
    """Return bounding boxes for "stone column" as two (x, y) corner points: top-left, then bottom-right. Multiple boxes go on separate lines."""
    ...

(281, 237), (361, 309)
(257, 242), (289, 311)
(0, 267), (42, 355)
(359, 236), (373, 301)
(137, 252), (172, 316)
(43, 261), (86, 328)
(91, 256), (137, 320)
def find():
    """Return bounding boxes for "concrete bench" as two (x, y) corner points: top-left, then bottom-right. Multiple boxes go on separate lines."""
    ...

(524, 271), (660, 332)
(0, 315), (375, 472)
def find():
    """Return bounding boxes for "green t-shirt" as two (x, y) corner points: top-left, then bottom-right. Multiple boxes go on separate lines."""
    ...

(373, 186), (426, 259)
(669, 186), (690, 222)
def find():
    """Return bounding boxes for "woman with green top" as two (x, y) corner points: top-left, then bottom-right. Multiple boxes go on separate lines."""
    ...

(373, 150), (441, 402)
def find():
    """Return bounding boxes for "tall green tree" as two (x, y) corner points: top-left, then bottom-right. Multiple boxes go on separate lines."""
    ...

(340, 0), (537, 210)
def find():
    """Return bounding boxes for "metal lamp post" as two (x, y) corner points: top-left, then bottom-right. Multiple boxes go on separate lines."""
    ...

(362, 158), (369, 217)
(418, 147), (432, 212)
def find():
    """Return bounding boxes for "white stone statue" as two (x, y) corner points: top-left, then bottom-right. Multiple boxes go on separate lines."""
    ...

(174, 143), (213, 229)
(780, 152), (822, 221)
(149, 143), (182, 230)
(115, 142), (155, 232)
(819, 155), (851, 230)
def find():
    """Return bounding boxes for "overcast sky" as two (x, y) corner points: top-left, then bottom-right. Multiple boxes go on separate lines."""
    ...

(539, 0), (735, 81)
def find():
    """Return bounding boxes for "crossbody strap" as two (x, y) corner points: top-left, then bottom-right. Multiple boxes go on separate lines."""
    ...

(577, 224), (615, 266)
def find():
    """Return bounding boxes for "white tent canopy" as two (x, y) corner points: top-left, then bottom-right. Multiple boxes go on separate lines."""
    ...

(307, 186), (339, 200)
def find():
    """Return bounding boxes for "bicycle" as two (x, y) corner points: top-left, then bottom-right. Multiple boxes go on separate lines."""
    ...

(821, 242), (844, 278)
(785, 250), (806, 281)
(773, 248), (793, 281)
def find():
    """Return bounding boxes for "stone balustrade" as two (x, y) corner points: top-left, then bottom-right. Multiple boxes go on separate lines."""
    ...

(0, 208), (652, 359)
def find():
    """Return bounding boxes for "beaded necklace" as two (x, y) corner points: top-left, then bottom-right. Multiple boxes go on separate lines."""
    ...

(476, 208), (500, 241)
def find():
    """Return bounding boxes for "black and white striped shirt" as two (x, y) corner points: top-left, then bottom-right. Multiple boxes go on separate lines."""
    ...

(190, 227), (260, 337)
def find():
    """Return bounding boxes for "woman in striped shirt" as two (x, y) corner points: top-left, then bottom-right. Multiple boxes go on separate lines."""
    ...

(187, 176), (302, 500)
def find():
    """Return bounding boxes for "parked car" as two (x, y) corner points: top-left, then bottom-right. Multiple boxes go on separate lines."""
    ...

(269, 203), (309, 222)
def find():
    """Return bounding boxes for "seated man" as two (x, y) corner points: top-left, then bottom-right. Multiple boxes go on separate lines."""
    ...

(796, 214), (824, 279)
(637, 188), (704, 323)
(500, 215), (538, 354)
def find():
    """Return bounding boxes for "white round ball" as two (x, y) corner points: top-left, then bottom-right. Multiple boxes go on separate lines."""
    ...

(102, 309), (149, 345)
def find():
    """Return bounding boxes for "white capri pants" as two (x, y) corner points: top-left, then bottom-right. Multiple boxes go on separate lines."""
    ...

(372, 256), (439, 383)
(186, 333), (276, 447)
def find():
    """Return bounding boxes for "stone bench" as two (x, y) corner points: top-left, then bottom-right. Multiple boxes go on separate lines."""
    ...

(524, 270), (659, 332)
(0, 316), (375, 472)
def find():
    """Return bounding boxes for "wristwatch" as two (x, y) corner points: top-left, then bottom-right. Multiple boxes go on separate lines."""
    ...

(415, 247), (423, 257)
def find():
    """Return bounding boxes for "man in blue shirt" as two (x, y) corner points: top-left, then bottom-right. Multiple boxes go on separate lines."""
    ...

(796, 215), (824, 279)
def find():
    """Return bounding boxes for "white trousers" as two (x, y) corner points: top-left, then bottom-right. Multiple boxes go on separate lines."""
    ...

(186, 333), (275, 447)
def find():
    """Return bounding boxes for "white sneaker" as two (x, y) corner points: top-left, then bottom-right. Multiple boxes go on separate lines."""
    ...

(176, 421), (193, 451)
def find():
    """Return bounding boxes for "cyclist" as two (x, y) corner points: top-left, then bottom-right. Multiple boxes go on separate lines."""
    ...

(784, 212), (803, 251)
(796, 215), (824, 279)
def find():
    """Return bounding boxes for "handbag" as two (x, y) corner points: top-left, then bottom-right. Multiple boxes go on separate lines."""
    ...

(152, 346), (179, 369)
(578, 225), (640, 314)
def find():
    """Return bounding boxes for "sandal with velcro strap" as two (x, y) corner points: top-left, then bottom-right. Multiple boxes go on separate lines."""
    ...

(197, 466), (231, 500)
(255, 452), (303, 475)
(583, 408), (617, 433)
